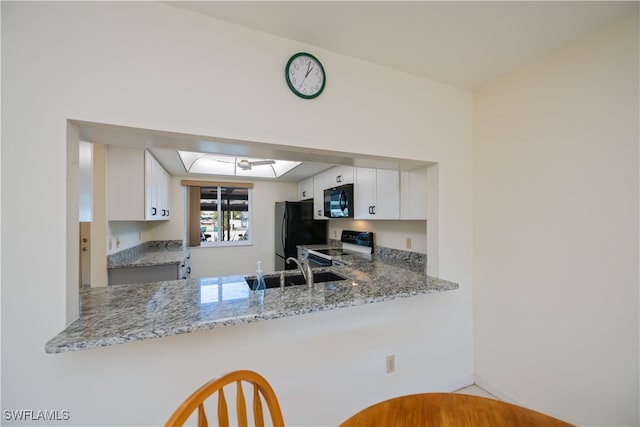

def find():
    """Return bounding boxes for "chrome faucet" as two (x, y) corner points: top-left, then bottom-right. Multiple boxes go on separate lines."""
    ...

(285, 257), (314, 288)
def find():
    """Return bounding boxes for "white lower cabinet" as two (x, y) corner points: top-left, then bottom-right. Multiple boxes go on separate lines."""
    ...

(354, 168), (400, 219)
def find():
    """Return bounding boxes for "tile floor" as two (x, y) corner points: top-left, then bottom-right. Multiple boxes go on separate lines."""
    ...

(454, 384), (499, 400)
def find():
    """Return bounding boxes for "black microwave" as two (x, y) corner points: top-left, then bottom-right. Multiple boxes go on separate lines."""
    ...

(324, 184), (354, 218)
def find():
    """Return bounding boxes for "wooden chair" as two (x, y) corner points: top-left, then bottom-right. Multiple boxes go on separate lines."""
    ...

(339, 393), (574, 427)
(165, 370), (285, 427)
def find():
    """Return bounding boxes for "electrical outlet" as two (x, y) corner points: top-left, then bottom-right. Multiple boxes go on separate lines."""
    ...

(406, 237), (412, 249)
(138, 232), (142, 240)
(116, 238), (120, 248)
(386, 355), (395, 373)
(334, 230), (337, 238)
(108, 239), (112, 250)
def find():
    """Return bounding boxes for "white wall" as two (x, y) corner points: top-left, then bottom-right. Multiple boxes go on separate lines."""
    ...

(329, 220), (427, 254)
(1, 2), (473, 426)
(473, 15), (639, 426)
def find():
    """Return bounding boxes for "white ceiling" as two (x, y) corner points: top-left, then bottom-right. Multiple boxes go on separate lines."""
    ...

(165, 1), (638, 89)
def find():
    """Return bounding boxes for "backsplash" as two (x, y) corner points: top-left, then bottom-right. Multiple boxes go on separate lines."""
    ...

(328, 219), (427, 254)
(375, 246), (427, 265)
(330, 238), (427, 265)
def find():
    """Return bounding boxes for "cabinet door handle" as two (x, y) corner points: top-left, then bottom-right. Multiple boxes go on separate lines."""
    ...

(152, 207), (157, 215)
(166, 209), (170, 217)
(336, 175), (342, 183)
(372, 206), (376, 215)
(302, 191), (306, 197)
(187, 267), (191, 274)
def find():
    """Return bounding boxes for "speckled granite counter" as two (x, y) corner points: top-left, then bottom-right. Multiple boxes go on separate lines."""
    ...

(46, 255), (458, 353)
(107, 240), (187, 268)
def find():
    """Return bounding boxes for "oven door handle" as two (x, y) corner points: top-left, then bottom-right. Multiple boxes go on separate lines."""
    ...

(307, 253), (332, 267)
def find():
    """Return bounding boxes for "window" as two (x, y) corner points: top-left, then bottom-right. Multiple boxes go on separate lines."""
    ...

(182, 180), (253, 247)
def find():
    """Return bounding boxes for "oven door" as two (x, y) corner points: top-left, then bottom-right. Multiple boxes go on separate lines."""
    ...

(307, 252), (332, 267)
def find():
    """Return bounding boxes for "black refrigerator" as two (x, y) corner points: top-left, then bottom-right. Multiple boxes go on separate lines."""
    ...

(275, 201), (328, 270)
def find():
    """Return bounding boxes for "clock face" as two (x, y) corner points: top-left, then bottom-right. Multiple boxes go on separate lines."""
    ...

(285, 52), (326, 99)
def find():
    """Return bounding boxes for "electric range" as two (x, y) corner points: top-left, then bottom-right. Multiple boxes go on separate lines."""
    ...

(306, 230), (374, 266)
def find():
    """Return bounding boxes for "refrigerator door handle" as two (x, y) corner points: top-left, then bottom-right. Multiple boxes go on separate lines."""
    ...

(281, 209), (287, 255)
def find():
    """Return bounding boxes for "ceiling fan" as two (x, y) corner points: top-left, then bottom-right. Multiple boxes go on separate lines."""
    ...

(236, 159), (276, 170)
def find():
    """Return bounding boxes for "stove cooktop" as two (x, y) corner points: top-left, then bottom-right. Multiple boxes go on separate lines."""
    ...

(308, 230), (374, 260)
(314, 248), (348, 257)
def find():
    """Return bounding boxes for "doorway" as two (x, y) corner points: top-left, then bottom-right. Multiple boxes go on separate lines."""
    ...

(79, 222), (91, 288)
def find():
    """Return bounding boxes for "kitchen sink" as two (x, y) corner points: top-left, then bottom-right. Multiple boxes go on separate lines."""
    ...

(245, 271), (347, 290)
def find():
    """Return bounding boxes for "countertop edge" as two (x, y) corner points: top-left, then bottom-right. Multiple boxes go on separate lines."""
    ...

(44, 281), (458, 354)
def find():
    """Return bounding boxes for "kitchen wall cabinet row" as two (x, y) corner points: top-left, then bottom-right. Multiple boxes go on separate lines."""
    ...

(298, 165), (428, 220)
(107, 146), (171, 221)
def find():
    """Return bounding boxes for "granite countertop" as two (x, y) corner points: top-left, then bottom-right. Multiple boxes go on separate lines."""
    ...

(46, 254), (458, 354)
(107, 240), (188, 269)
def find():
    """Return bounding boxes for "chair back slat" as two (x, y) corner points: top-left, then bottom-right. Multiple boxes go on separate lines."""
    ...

(165, 370), (285, 427)
(197, 403), (207, 427)
(236, 380), (248, 427)
(217, 387), (229, 427)
(253, 383), (265, 427)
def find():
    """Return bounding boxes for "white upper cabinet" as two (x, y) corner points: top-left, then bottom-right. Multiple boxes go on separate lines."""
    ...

(312, 169), (331, 220)
(107, 146), (171, 221)
(400, 167), (428, 220)
(297, 176), (314, 201)
(145, 150), (171, 220)
(326, 165), (354, 186)
(354, 168), (400, 220)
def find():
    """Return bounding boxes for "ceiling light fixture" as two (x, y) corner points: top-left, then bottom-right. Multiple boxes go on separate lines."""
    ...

(178, 151), (301, 179)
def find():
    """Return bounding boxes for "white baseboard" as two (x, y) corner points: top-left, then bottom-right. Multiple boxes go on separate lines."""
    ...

(473, 373), (519, 404)
(441, 373), (475, 392)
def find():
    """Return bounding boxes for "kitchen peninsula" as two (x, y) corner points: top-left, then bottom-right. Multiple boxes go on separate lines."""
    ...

(46, 251), (458, 353)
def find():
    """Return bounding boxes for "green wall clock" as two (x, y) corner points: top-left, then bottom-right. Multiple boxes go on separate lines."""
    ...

(285, 52), (326, 99)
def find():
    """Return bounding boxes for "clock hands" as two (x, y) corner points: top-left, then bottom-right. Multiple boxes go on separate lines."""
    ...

(298, 63), (315, 90)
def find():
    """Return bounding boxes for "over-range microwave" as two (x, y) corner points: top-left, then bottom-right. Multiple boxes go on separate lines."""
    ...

(324, 184), (354, 218)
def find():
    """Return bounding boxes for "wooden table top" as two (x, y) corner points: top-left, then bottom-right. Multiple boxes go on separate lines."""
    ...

(339, 393), (574, 427)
